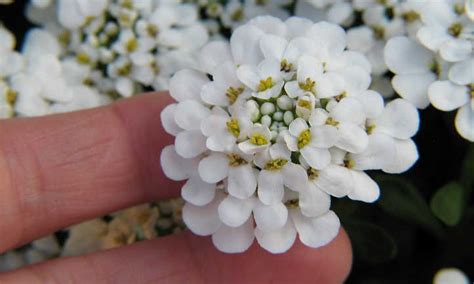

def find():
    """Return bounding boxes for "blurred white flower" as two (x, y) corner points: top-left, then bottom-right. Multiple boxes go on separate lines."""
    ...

(433, 267), (470, 284)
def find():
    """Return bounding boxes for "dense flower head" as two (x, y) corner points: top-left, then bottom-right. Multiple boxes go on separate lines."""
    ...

(161, 15), (420, 253)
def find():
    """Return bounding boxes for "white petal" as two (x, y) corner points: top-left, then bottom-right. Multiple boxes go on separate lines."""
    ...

(289, 117), (309, 136)
(356, 90), (384, 119)
(198, 153), (229, 183)
(175, 100), (211, 131)
(316, 72), (345, 98)
(300, 182), (331, 217)
(57, 0), (86, 29)
(383, 139), (419, 174)
(181, 176), (216, 206)
(428, 81), (469, 111)
(269, 142), (291, 160)
(212, 217), (255, 253)
(258, 170), (284, 205)
(433, 268), (470, 284)
(384, 37), (432, 74)
(346, 26), (374, 53)
(352, 133), (397, 170)
(231, 25), (264, 65)
(301, 147), (331, 170)
(348, 171), (380, 203)
(335, 122), (369, 154)
(291, 210), (340, 248)
(253, 201), (288, 232)
(175, 130), (207, 159)
(440, 39), (472, 62)
(315, 164), (352, 197)
(449, 59), (474, 86)
(199, 41), (232, 74)
(260, 34), (288, 60)
(228, 165), (258, 199)
(305, 21), (346, 58)
(375, 99), (420, 139)
(310, 125), (338, 148)
(417, 26), (451, 51)
(331, 97), (366, 125)
(200, 81), (229, 107)
(392, 73), (435, 109)
(218, 196), (255, 227)
(236, 64), (260, 90)
(255, 218), (297, 254)
(22, 28), (61, 58)
(455, 104), (474, 142)
(282, 162), (308, 192)
(169, 69), (209, 102)
(340, 66), (371, 96)
(161, 104), (182, 136)
(183, 193), (224, 236)
(160, 145), (193, 181)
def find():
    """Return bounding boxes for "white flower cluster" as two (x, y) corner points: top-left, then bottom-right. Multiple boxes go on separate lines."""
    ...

(0, 25), (22, 118)
(385, 0), (474, 141)
(160, 16), (420, 253)
(296, 0), (474, 141)
(26, 0), (209, 99)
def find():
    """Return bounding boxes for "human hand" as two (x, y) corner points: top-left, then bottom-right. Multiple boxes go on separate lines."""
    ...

(0, 93), (352, 283)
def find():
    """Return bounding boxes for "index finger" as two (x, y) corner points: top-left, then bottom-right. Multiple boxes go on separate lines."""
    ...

(0, 93), (179, 252)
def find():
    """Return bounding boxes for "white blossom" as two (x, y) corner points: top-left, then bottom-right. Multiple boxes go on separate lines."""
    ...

(161, 16), (420, 254)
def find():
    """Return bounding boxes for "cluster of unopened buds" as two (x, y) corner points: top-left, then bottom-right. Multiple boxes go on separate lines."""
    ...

(161, 16), (419, 253)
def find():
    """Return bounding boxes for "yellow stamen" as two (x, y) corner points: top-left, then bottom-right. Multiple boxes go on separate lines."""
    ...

(264, 159), (288, 170)
(257, 77), (274, 92)
(335, 91), (347, 102)
(307, 168), (319, 180)
(366, 124), (376, 135)
(297, 129), (311, 149)
(298, 78), (316, 92)
(226, 86), (244, 104)
(448, 22), (463, 37)
(285, 199), (299, 208)
(226, 119), (240, 138)
(6, 89), (17, 105)
(326, 117), (339, 126)
(344, 159), (355, 169)
(76, 53), (91, 65)
(250, 133), (268, 145)
(126, 38), (138, 52)
(117, 62), (132, 76)
(297, 99), (312, 110)
(231, 8), (244, 21)
(372, 25), (385, 40)
(228, 153), (248, 167)
(280, 59), (293, 72)
(402, 10), (420, 22)
(147, 24), (158, 37)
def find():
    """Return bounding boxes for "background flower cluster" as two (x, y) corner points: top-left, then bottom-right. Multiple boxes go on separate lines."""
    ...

(0, 0), (473, 282)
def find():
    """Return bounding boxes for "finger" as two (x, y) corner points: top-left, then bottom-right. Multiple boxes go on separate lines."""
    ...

(0, 93), (180, 252)
(0, 229), (353, 283)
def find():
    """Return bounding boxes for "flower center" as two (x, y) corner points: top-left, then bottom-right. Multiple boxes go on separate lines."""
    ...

(366, 123), (376, 135)
(344, 158), (355, 169)
(297, 99), (312, 110)
(147, 24), (158, 37)
(231, 8), (244, 21)
(372, 25), (385, 40)
(117, 62), (132, 76)
(454, 3), (465, 15)
(299, 78), (316, 92)
(297, 129), (311, 149)
(280, 59), (293, 72)
(76, 53), (91, 65)
(430, 60), (442, 78)
(402, 10), (420, 22)
(250, 133), (268, 145)
(226, 119), (240, 138)
(257, 77), (274, 92)
(6, 89), (17, 105)
(264, 158), (288, 170)
(226, 86), (244, 104)
(307, 168), (319, 180)
(126, 38), (138, 52)
(227, 153), (248, 167)
(448, 22), (463, 37)
(326, 117), (339, 126)
(284, 199), (299, 208)
(335, 91), (347, 102)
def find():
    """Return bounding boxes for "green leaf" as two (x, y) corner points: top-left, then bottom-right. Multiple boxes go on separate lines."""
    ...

(345, 221), (397, 264)
(430, 182), (466, 226)
(375, 175), (444, 238)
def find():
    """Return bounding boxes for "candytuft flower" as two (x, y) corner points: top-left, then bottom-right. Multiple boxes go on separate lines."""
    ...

(161, 16), (420, 254)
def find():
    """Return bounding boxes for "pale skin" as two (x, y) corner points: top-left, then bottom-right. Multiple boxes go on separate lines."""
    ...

(0, 93), (352, 283)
